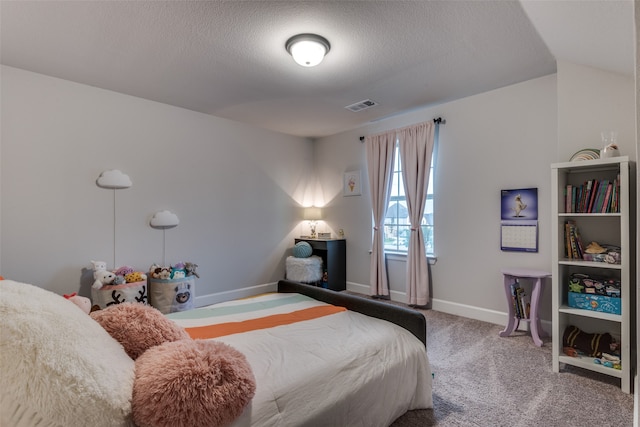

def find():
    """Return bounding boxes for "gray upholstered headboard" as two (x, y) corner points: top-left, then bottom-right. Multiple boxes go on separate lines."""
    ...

(277, 280), (426, 347)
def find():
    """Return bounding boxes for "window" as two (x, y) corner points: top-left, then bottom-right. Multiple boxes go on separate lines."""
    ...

(384, 143), (435, 255)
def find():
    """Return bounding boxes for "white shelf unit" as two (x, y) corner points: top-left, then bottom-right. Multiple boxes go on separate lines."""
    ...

(551, 156), (635, 393)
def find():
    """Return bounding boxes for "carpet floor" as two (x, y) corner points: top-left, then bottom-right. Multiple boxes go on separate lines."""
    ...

(347, 295), (635, 426)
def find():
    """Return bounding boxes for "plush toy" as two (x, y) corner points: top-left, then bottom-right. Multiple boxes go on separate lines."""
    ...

(91, 260), (108, 278)
(125, 271), (146, 283)
(113, 275), (126, 285)
(92, 270), (116, 290)
(149, 265), (171, 279)
(170, 268), (186, 279)
(63, 292), (91, 314)
(91, 303), (256, 427)
(114, 265), (135, 277)
(184, 262), (200, 278)
(563, 325), (618, 358)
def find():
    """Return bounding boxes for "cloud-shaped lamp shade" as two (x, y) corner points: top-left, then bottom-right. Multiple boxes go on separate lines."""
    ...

(96, 170), (132, 189)
(150, 210), (179, 229)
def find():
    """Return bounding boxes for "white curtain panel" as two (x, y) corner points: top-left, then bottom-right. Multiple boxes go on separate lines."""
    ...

(365, 131), (396, 297)
(398, 121), (435, 306)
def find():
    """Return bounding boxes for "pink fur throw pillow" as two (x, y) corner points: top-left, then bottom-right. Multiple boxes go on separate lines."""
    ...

(132, 339), (256, 427)
(90, 302), (189, 359)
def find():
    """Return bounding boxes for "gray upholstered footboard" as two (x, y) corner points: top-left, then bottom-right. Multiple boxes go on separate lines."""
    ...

(277, 280), (426, 347)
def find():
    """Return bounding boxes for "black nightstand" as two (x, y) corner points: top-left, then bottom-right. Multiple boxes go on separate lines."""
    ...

(294, 238), (346, 291)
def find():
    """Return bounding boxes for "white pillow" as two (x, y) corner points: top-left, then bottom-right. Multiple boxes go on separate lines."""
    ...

(0, 280), (135, 427)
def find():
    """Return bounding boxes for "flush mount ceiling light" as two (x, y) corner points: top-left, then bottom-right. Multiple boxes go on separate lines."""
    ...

(285, 33), (331, 67)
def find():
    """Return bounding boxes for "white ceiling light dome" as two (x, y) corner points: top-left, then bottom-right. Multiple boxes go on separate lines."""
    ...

(285, 34), (331, 67)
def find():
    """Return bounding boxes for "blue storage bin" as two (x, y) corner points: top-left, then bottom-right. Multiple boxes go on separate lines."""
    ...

(568, 292), (621, 315)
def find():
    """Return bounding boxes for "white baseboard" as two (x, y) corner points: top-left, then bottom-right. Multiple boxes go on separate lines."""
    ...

(196, 281), (549, 335)
(346, 282), (550, 334)
(195, 282), (277, 307)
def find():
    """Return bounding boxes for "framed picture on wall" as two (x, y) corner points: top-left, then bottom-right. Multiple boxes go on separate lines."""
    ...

(500, 187), (538, 252)
(343, 170), (361, 196)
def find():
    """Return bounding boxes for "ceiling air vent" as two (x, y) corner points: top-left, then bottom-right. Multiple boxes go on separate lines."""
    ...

(345, 99), (378, 112)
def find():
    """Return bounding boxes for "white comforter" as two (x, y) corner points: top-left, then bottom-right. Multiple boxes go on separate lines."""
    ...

(168, 293), (432, 427)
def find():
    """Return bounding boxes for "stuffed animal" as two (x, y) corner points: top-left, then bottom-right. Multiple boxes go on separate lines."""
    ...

(114, 265), (135, 277)
(149, 264), (171, 279)
(170, 268), (186, 279)
(63, 292), (91, 314)
(563, 325), (617, 358)
(157, 268), (171, 279)
(113, 275), (126, 285)
(185, 262), (200, 278)
(125, 271), (146, 283)
(92, 270), (116, 290)
(90, 260), (108, 279)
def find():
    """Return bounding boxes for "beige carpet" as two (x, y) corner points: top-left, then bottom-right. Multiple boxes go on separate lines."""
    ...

(347, 295), (635, 426)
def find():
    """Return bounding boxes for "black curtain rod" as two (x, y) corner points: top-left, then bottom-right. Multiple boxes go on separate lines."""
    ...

(359, 117), (444, 142)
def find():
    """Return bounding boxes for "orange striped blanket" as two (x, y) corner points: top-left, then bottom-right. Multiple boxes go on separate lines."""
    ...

(167, 293), (346, 339)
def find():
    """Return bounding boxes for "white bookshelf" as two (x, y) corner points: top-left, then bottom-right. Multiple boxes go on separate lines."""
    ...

(551, 156), (634, 393)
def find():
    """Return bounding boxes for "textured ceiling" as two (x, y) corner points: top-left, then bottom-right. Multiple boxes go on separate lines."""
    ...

(0, 1), (634, 138)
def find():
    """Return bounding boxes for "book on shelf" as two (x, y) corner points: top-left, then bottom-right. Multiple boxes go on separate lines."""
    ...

(564, 178), (619, 213)
(510, 282), (530, 319)
(564, 220), (584, 260)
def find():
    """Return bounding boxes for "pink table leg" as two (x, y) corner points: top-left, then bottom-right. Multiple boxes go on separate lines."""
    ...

(498, 268), (550, 347)
(529, 278), (546, 347)
(499, 274), (518, 337)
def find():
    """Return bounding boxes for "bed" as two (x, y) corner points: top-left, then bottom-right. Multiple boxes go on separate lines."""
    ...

(0, 279), (431, 427)
(167, 280), (433, 427)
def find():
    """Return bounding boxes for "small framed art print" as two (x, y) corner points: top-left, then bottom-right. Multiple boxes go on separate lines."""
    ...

(343, 170), (361, 196)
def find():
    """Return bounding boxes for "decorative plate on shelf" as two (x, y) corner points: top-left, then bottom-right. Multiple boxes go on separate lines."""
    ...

(569, 148), (600, 162)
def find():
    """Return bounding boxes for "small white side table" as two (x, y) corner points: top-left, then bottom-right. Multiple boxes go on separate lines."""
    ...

(499, 268), (550, 347)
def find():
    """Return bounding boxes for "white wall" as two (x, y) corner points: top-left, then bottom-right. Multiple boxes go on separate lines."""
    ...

(316, 75), (557, 324)
(557, 60), (636, 161)
(1, 62), (635, 328)
(0, 66), (314, 301)
(316, 63), (635, 327)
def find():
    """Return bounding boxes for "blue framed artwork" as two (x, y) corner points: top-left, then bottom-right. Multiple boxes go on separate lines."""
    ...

(500, 188), (538, 252)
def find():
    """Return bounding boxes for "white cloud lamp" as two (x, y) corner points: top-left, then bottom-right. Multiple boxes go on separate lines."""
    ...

(96, 169), (132, 268)
(150, 210), (179, 266)
(96, 169), (132, 189)
(286, 34), (331, 67)
(150, 210), (180, 229)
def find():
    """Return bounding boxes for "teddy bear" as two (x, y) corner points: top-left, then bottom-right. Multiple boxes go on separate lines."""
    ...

(92, 269), (116, 289)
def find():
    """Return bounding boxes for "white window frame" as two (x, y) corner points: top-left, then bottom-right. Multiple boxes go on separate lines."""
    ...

(383, 142), (436, 258)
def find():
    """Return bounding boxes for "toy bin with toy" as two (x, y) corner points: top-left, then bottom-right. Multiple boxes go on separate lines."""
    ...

(148, 262), (199, 314)
(91, 281), (148, 311)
